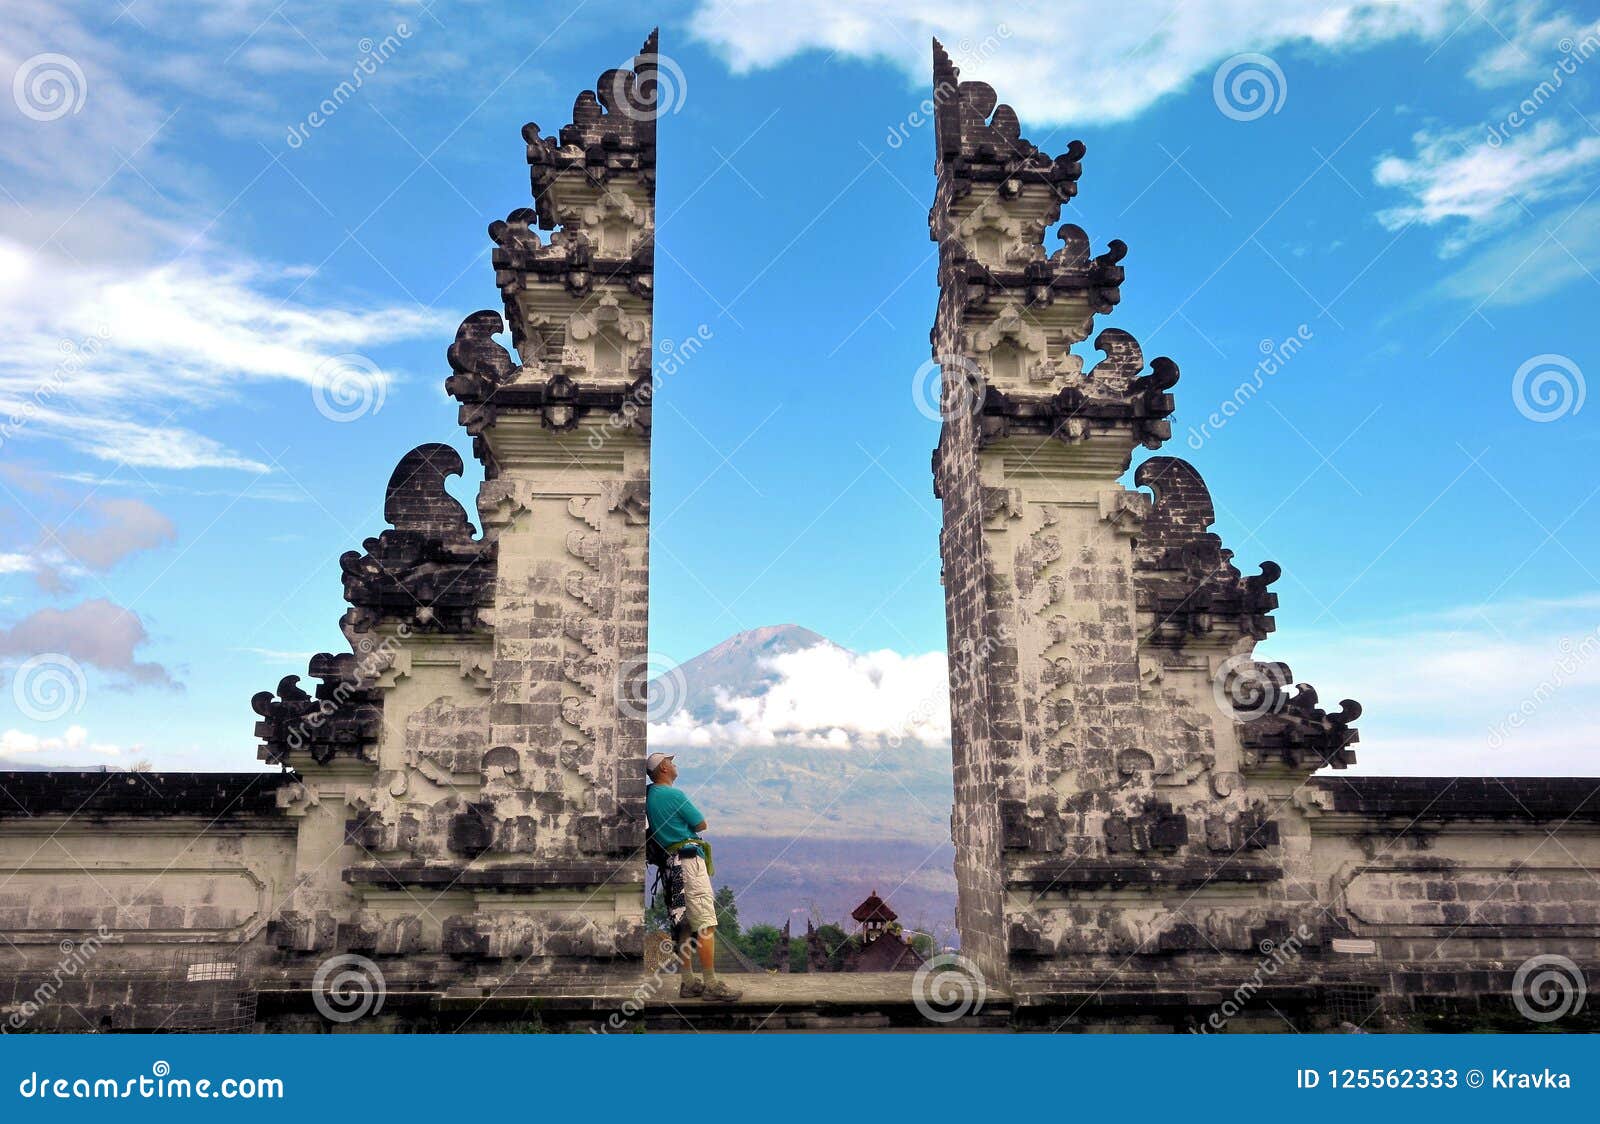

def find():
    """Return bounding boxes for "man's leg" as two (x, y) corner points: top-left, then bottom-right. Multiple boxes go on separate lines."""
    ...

(675, 919), (703, 999)
(681, 855), (741, 1001)
(697, 927), (715, 976)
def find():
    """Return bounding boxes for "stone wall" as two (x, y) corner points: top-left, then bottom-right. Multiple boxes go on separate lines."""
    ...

(0, 772), (295, 1030)
(1305, 778), (1600, 966)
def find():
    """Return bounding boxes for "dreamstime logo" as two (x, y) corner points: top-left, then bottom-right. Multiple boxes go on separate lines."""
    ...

(311, 953), (386, 1023)
(284, 23), (412, 150)
(12, 53), (88, 122)
(1512, 353), (1585, 422)
(1185, 325), (1313, 449)
(1487, 624), (1600, 750)
(594, 934), (688, 1033)
(1212, 53), (1287, 122)
(1212, 653), (1290, 722)
(912, 953), (987, 1024)
(884, 24), (1011, 151)
(4, 925), (110, 1032)
(10, 654), (87, 722)
(586, 325), (713, 451)
(618, 652), (687, 723)
(1512, 953), (1587, 1023)
(1192, 923), (1312, 1033)
(312, 353), (387, 421)
(279, 625), (408, 755)
(912, 354), (985, 422)
(1484, 24), (1599, 147)
(611, 52), (687, 121)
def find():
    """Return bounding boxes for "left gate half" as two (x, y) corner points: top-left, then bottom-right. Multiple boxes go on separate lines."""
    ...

(0, 30), (661, 1030)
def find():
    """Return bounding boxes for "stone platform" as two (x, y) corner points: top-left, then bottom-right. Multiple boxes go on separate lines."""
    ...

(643, 972), (1012, 1032)
(248, 971), (1010, 1032)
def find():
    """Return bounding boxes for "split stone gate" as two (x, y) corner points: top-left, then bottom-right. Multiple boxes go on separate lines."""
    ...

(2, 32), (1599, 1031)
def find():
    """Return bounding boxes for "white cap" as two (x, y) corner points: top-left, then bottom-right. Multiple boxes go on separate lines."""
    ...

(645, 752), (675, 777)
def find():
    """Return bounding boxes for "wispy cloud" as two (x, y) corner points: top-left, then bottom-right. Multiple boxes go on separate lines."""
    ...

(0, 236), (453, 471)
(1435, 197), (1600, 306)
(0, 2), (458, 473)
(690, 0), (1473, 124)
(1277, 594), (1600, 776)
(232, 646), (316, 663)
(42, 468), (310, 504)
(1467, 5), (1593, 86)
(1374, 120), (1600, 255)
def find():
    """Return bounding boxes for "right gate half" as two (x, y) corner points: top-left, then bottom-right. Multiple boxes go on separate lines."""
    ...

(927, 38), (1363, 1009)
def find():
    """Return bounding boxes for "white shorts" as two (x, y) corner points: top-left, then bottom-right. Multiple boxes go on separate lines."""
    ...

(680, 854), (717, 933)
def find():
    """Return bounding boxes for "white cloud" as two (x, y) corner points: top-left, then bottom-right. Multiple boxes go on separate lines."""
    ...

(0, 235), (453, 471)
(1374, 120), (1600, 255)
(1467, 5), (1593, 86)
(689, 0), (1470, 124)
(655, 594), (1600, 776)
(0, 3), (456, 472)
(651, 643), (951, 750)
(0, 724), (126, 762)
(1277, 594), (1600, 776)
(1436, 196), (1600, 306)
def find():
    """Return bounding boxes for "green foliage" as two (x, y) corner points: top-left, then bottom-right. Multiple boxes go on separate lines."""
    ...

(740, 923), (782, 968)
(713, 884), (740, 939)
(812, 922), (853, 971)
(644, 893), (669, 932)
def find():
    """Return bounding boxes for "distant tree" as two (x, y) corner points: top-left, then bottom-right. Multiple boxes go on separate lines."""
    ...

(644, 893), (669, 933)
(713, 884), (740, 939)
(741, 923), (782, 968)
(812, 922), (852, 971)
(908, 932), (936, 957)
(789, 937), (808, 973)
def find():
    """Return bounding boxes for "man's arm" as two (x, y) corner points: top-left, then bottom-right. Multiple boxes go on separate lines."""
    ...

(678, 792), (707, 834)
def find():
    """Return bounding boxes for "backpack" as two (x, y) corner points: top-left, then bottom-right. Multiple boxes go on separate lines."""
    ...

(645, 832), (671, 871)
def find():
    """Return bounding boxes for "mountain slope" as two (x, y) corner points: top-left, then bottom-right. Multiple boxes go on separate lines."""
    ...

(665, 623), (834, 723)
(649, 625), (956, 929)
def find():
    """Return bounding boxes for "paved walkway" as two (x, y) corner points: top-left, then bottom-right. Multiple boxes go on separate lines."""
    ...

(642, 971), (1012, 1031)
(645, 972), (924, 1006)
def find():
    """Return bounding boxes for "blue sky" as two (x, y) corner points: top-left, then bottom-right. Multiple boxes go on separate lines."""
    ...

(2, 1), (1599, 776)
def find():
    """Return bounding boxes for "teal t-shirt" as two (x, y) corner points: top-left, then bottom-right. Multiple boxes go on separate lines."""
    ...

(646, 783), (703, 849)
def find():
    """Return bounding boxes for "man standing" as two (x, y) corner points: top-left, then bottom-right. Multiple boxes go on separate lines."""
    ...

(645, 752), (742, 1001)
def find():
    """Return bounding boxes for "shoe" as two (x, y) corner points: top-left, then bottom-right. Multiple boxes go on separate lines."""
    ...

(702, 979), (743, 1002)
(678, 976), (705, 999)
